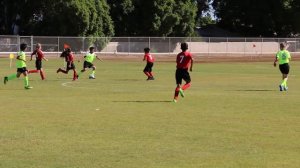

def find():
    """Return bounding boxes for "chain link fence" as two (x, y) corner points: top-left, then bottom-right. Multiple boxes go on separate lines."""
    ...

(1, 35), (300, 57)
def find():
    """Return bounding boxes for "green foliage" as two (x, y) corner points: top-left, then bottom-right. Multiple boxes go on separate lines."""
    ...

(0, 0), (114, 37)
(107, 0), (198, 37)
(196, 16), (216, 27)
(212, 0), (296, 37)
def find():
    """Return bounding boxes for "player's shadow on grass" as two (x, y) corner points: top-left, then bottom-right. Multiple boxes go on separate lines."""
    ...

(113, 100), (173, 103)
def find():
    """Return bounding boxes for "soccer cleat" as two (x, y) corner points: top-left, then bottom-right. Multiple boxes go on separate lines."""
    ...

(89, 75), (96, 79)
(4, 76), (8, 84)
(173, 99), (177, 103)
(149, 77), (155, 80)
(24, 86), (33, 89)
(179, 88), (185, 98)
(279, 85), (283, 91)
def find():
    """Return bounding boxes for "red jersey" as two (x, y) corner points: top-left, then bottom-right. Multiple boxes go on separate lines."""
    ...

(176, 51), (192, 69)
(31, 49), (44, 60)
(66, 53), (74, 62)
(144, 53), (154, 63)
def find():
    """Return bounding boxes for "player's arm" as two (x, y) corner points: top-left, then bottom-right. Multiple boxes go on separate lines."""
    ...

(30, 50), (36, 61)
(43, 57), (48, 61)
(273, 56), (278, 67)
(190, 58), (194, 72)
(17, 55), (26, 62)
(96, 55), (103, 61)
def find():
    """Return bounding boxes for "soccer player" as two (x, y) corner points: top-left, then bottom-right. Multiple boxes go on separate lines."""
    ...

(77, 47), (102, 79)
(274, 43), (291, 91)
(3, 43), (33, 89)
(56, 48), (78, 81)
(28, 43), (48, 80)
(173, 42), (194, 102)
(143, 47), (155, 80)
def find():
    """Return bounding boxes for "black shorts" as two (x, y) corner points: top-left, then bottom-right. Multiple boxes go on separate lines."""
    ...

(66, 62), (75, 71)
(83, 61), (94, 69)
(17, 67), (28, 73)
(279, 63), (290, 74)
(144, 62), (153, 72)
(176, 68), (191, 85)
(36, 60), (42, 70)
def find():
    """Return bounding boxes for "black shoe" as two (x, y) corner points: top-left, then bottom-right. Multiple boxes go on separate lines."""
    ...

(149, 77), (155, 80)
(4, 77), (8, 84)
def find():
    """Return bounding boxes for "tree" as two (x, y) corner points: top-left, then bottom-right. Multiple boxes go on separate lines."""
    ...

(106, 0), (135, 36)
(0, 0), (114, 36)
(212, 0), (294, 37)
(107, 0), (197, 36)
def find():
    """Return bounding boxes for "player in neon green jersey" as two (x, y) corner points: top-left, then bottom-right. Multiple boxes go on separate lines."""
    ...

(3, 43), (33, 89)
(274, 43), (291, 91)
(77, 47), (102, 79)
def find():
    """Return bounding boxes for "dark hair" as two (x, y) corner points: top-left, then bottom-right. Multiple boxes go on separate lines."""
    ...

(181, 42), (188, 51)
(144, 47), (150, 53)
(20, 43), (27, 51)
(89, 47), (95, 50)
(60, 48), (71, 57)
(280, 43), (286, 48)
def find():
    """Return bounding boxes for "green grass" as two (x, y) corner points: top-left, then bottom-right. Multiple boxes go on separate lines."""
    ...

(0, 58), (300, 168)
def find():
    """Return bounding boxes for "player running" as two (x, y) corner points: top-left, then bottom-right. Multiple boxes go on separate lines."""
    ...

(143, 47), (155, 80)
(56, 48), (78, 81)
(173, 42), (194, 103)
(274, 43), (291, 91)
(3, 43), (33, 89)
(28, 43), (48, 80)
(77, 47), (102, 79)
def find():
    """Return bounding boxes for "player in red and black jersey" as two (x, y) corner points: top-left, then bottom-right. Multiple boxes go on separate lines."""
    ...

(143, 47), (155, 80)
(173, 42), (194, 102)
(28, 43), (48, 80)
(56, 48), (78, 81)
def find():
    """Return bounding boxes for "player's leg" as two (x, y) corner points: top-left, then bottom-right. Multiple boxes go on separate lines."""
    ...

(72, 63), (78, 81)
(143, 64), (151, 80)
(40, 69), (45, 80)
(38, 61), (45, 80)
(89, 66), (96, 79)
(23, 69), (32, 89)
(173, 69), (182, 102)
(279, 64), (289, 91)
(28, 70), (39, 73)
(148, 63), (154, 80)
(182, 70), (191, 91)
(4, 73), (17, 84)
(4, 68), (23, 84)
(77, 62), (87, 78)
(57, 68), (68, 74)
(28, 60), (40, 74)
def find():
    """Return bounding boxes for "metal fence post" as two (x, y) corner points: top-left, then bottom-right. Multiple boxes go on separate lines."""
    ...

(31, 35), (33, 53)
(226, 37), (228, 56)
(169, 37), (171, 54)
(128, 37), (130, 55)
(57, 36), (60, 57)
(208, 37), (210, 57)
(244, 38), (247, 59)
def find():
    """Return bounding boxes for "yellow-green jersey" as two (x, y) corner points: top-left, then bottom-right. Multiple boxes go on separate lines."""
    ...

(276, 50), (291, 65)
(16, 51), (27, 68)
(85, 52), (96, 63)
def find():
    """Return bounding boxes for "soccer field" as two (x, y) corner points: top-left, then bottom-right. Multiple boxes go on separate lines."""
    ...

(0, 58), (299, 168)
